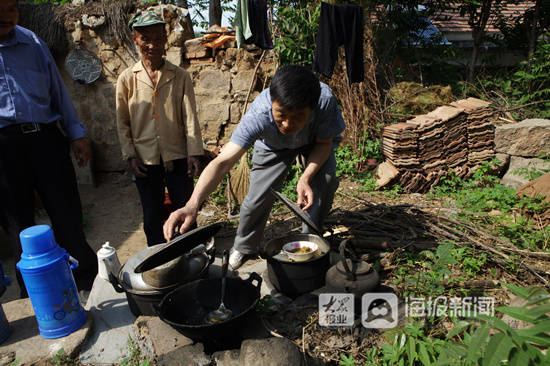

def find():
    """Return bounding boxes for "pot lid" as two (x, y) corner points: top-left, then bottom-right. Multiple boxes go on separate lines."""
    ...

(270, 189), (323, 236)
(119, 243), (211, 294)
(134, 222), (222, 273)
(336, 259), (372, 276)
(65, 48), (102, 84)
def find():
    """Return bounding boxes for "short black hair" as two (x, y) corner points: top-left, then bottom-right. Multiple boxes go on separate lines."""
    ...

(269, 65), (321, 111)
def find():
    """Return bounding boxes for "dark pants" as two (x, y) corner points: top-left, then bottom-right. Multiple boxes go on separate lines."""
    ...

(234, 145), (339, 255)
(313, 2), (364, 84)
(134, 159), (195, 246)
(0, 124), (98, 297)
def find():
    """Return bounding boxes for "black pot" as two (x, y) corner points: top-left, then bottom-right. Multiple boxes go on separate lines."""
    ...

(262, 233), (331, 298)
(109, 245), (214, 317)
(158, 272), (262, 346)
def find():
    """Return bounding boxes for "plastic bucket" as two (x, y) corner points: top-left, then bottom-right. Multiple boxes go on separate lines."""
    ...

(16, 225), (86, 339)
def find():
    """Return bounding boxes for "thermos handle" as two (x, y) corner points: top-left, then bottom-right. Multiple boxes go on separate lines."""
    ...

(68, 255), (79, 270)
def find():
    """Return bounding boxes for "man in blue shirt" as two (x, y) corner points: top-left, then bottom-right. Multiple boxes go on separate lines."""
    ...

(0, 0), (97, 297)
(163, 65), (345, 269)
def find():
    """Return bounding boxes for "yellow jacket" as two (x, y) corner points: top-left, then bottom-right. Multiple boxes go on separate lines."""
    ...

(116, 60), (203, 165)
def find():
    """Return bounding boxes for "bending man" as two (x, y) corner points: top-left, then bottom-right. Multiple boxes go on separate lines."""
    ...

(164, 65), (345, 269)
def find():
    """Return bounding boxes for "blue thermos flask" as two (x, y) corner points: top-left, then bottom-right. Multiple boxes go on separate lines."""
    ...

(16, 225), (87, 339)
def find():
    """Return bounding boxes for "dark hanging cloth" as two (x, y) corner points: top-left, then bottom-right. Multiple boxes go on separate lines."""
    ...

(313, 2), (364, 84)
(245, 0), (273, 49)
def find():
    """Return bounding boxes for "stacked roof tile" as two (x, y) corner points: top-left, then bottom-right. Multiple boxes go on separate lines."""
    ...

(378, 97), (495, 193)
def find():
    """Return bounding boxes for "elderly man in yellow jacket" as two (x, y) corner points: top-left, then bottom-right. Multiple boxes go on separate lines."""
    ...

(116, 11), (203, 245)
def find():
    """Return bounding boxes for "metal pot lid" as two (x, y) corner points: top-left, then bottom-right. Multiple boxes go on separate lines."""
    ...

(134, 222), (222, 273)
(65, 48), (102, 84)
(336, 259), (372, 276)
(270, 189), (323, 236)
(119, 240), (212, 294)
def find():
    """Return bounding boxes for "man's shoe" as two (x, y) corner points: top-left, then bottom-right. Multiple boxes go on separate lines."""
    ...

(229, 249), (246, 270)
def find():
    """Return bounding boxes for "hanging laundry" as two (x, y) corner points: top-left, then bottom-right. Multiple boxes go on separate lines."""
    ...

(235, 0), (252, 48)
(313, 2), (364, 84)
(245, 0), (273, 50)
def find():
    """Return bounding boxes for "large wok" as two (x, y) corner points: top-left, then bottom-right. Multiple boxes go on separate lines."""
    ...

(158, 272), (262, 347)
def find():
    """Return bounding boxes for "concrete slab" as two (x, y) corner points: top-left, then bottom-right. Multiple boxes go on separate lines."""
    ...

(0, 298), (92, 365)
(134, 316), (193, 356)
(79, 276), (136, 365)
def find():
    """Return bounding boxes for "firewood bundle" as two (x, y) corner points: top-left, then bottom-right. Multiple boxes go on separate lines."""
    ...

(378, 98), (495, 193)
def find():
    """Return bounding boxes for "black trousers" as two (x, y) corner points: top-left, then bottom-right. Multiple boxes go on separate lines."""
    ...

(134, 159), (195, 246)
(0, 125), (98, 297)
(313, 2), (364, 84)
(246, 0), (273, 49)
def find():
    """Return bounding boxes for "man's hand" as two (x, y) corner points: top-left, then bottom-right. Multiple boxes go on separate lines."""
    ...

(163, 205), (198, 241)
(128, 158), (148, 177)
(296, 177), (314, 211)
(71, 138), (90, 168)
(187, 156), (201, 177)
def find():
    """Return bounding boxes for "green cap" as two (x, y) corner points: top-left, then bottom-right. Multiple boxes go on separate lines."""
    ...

(128, 10), (166, 30)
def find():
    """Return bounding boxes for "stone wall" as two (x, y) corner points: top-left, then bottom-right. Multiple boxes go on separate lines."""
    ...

(48, 3), (275, 172)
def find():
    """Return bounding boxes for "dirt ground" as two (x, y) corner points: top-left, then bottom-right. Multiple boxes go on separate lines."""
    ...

(1, 171), (546, 363)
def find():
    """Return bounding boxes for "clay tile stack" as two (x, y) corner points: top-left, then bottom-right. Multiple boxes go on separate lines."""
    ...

(407, 114), (445, 173)
(381, 122), (418, 168)
(378, 97), (496, 193)
(452, 98), (495, 165)
(428, 105), (467, 168)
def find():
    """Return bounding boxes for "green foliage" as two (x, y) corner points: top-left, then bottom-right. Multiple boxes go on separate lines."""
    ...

(438, 284), (550, 366)
(281, 162), (300, 202)
(512, 162), (550, 181)
(270, 2), (320, 66)
(51, 349), (77, 366)
(384, 184), (403, 199)
(211, 175), (228, 205)
(352, 322), (445, 366)
(394, 242), (490, 298)
(334, 139), (382, 193)
(464, 30), (550, 119)
(413, 243), (457, 296)
(452, 247), (487, 277)
(339, 354), (356, 366)
(431, 159), (550, 252)
(335, 139), (383, 177)
(120, 337), (150, 366)
(342, 285), (550, 366)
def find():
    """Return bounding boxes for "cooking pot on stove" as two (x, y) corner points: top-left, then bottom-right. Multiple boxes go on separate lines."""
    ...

(108, 223), (221, 317)
(325, 239), (380, 297)
(158, 272), (262, 349)
(261, 190), (331, 297)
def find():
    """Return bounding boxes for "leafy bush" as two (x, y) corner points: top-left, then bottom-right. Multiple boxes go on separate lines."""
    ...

(464, 30), (550, 120)
(335, 142), (380, 192)
(431, 160), (550, 251)
(270, 2), (320, 66)
(341, 284), (550, 366)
